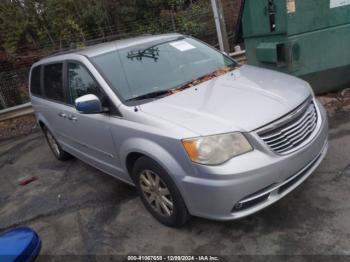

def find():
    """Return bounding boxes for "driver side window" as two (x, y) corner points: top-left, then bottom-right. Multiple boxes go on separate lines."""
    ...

(68, 62), (102, 104)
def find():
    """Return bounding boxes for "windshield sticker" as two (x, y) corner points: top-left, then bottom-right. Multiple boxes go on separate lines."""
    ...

(170, 41), (196, 52)
(330, 0), (350, 8)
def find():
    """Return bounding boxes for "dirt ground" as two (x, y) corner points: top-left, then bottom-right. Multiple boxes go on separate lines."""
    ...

(0, 114), (39, 141)
(0, 95), (349, 261)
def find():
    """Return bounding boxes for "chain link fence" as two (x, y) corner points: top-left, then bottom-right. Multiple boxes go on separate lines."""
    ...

(0, 68), (30, 110)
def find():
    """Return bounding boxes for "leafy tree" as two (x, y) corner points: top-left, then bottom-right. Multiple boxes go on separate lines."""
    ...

(0, 0), (29, 54)
(0, 0), (213, 62)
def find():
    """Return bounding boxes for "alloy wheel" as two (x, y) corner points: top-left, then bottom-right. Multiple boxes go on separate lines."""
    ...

(139, 170), (174, 217)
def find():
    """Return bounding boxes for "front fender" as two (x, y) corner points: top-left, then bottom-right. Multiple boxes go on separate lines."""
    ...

(35, 112), (54, 135)
(119, 137), (196, 190)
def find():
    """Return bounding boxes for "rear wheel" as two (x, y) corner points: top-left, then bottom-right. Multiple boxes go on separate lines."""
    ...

(44, 128), (72, 161)
(133, 156), (190, 227)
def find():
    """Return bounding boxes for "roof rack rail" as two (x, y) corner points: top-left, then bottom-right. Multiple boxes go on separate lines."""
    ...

(48, 45), (83, 57)
(47, 33), (168, 58)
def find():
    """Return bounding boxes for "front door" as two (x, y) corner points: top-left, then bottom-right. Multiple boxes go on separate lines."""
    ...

(63, 61), (121, 175)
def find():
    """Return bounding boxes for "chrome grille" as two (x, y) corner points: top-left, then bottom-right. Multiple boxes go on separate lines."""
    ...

(258, 98), (318, 154)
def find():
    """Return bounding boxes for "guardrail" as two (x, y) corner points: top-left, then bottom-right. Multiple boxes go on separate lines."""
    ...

(0, 50), (247, 122)
(0, 102), (33, 122)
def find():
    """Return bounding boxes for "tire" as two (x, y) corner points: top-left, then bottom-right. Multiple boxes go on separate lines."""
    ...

(132, 156), (190, 227)
(44, 127), (72, 161)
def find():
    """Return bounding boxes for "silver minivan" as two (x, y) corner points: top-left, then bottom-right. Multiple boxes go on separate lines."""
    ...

(29, 34), (328, 227)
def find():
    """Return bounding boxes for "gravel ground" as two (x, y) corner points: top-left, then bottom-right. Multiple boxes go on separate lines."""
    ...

(0, 114), (39, 141)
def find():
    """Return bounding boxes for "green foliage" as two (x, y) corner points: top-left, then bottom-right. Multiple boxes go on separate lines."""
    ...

(0, 0), (29, 54)
(0, 0), (213, 58)
(132, 0), (210, 36)
(175, 1), (210, 36)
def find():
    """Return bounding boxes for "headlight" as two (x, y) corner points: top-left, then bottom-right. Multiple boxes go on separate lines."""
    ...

(182, 132), (253, 165)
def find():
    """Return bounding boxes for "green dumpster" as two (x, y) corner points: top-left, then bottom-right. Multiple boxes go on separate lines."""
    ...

(242, 0), (350, 94)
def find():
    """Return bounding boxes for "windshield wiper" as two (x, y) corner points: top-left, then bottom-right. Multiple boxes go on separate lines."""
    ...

(125, 90), (171, 102)
(126, 65), (239, 102)
(170, 64), (238, 93)
(126, 37), (184, 62)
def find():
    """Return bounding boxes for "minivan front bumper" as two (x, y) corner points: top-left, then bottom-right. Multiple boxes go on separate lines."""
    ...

(180, 100), (328, 220)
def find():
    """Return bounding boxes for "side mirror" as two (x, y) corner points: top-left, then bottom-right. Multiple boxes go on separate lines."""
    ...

(75, 94), (103, 114)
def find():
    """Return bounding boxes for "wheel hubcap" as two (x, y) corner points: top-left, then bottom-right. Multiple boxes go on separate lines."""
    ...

(47, 131), (60, 156)
(139, 170), (174, 217)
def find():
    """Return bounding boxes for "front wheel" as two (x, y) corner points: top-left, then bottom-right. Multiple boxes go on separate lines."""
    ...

(133, 156), (190, 227)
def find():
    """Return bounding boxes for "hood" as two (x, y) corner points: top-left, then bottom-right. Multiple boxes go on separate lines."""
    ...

(140, 65), (312, 136)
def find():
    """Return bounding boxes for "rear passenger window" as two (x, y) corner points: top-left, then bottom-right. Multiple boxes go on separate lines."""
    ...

(68, 63), (102, 103)
(43, 63), (64, 102)
(30, 66), (41, 96)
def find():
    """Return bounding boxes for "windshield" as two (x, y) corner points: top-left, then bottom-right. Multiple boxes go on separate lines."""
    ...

(91, 37), (237, 102)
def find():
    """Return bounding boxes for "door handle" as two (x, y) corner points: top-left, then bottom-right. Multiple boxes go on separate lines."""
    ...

(68, 115), (78, 121)
(58, 112), (67, 118)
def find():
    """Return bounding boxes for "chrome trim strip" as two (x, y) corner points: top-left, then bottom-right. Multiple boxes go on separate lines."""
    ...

(268, 115), (317, 147)
(272, 119), (317, 151)
(256, 96), (312, 135)
(256, 98), (322, 155)
(231, 140), (329, 219)
(238, 143), (323, 204)
(262, 106), (316, 141)
(278, 99), (322, 155)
